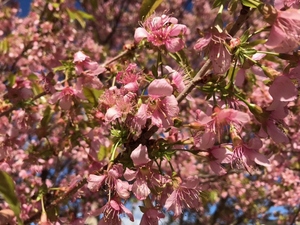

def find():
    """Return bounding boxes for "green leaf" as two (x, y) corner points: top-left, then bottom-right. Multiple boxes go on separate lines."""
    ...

(0, 171), (22, 224)
(168, 50), (194, 78)
(7, 74), (16, 87)
(228, 0), (239, 13)
(98, 145), (109, 161)
(139, 0), (164, 21)
(41, 106), (52, 127)
(31, 82), (43, 96)
(83, 87), (103, 107)
(0, 38), (9, 54)
(212, 0), (223, 8)
(243, 48), (257, 55)
(66, 9), (94, 28)
(240, 29), (251, 43)
(240, 0), (262, 8)
(27, 74), (38, 81)
(53, 60), (74, 73)
(53, 65), (65, 72)
(77, 10), (94, 20)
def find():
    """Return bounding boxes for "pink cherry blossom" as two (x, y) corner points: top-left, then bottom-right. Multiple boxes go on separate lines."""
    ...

(269, 75), (297, 104)
(116, 63), (140, 92)
(231, 137), (270, 170)
(194, 28), (231, 74)
(140, 208), (165, 225)
(209, 145), (233, 175)
(124, 167), (151, 200)
(95, 199), (134, 225)
(130, 144), (151, 167)
(87, 164), (131, 199)
(265, 8), (300, 53)
(123, 145), (152, 200)
(165, 66), (188, 95)
(73, 51), (106, 76)
(134, 14), (187, 52)
(49, 85), (85, 110)
(258, 102), (289, 143)
(164, 177), (201, 217)
(148, 79), (173, 97)
(274, 0), (300, 10)
(149, 95), (179, 128)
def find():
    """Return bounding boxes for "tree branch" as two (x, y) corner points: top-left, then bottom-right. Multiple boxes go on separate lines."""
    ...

(0, 92), (47, 118)
(176, 6), (254, 104)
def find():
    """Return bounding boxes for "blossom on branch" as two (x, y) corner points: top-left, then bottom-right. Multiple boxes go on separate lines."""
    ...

(134, 14), (187, 52)
(263, 6), (300, 53)
(194, 27), (231, 74)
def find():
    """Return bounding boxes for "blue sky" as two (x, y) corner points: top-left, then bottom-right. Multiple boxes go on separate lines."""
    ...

(17, 0), (32, 17)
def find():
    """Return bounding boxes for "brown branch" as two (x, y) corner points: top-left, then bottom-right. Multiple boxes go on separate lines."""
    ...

(24, 177), (89, 224)
(176, 6), (255, 104)
(290, 204), (300, 225)
(0, 92), (47, 118)
(102, 44), (136, 67)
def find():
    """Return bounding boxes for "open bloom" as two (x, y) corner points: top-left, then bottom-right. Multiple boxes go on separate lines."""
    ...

(124, 144), (152, 200)
(87, 164), (131, 199)
(209, 145), (233, 175)
(194, 27), (231, 74)
(147, 79), (179, 128)
(164, 177), (201, 217)
(116, 63), (140, 92)
(134, 14), (187, 52)
(96, 199), (134, 225)
(49, 85), (85, 110)
(231, 132), (270, 171)
(258, 101), (289, 144)
(73, 51), (106, 76)
(263, 6), (300, 53)
(140, 208), (165, 225)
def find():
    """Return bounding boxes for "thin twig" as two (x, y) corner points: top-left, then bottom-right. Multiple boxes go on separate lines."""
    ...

(0, 92), (46, 118)
(290, 204), (300, 225)
(102, 44), (136, 67)
(176, 6), (254, 104)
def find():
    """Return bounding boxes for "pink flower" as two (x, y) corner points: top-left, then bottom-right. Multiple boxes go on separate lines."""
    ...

(164, 177), (201, 217)
(274, 0), (300, 10)
(124, 167), (151, 200)
(150, 95), (179, 128)
(209, 145), (233, 175)
(123, 145), (152, 200)
(87, 164), (131, 199)
(194, 108), (250, 137)
(258, 102), (289, 143)
(116, 63), (140, 92)
(194, 28), (231, 74)
(165, 66), (187, 94)
(264, 8), (300, 53)
(269, 76), (297, 105)
(146, 78), (179, 128)
(193, 131), (216, 149)
(49, 86), (85, 110)
(130, 144), (151, 167)
(73, 51), (106, 76)
(134, 104), (148, 129)
(104, 91), (135, 122)
(148, 79), (173, 97)
(134, 14), (187, 52)
(96, 199), (134, 225)
(140, 208), (165, 225)
(231, 137), (270, 171)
